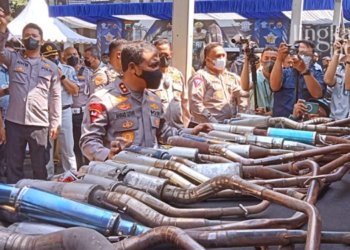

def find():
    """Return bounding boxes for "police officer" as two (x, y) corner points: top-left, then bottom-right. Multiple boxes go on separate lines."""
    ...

(189, 42), (247, 123)
(106, 38), (128, 82)
(83, 46), (109, 94)
(64, 46), (92, 168)
(80, 41), (212, 161)
(153, 39), (190, 128)
(0, 16), (61, 183)
(41, 43), (78, 177)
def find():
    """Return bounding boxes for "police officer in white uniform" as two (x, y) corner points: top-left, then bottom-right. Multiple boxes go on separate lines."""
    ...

(0, 16), (61, 183)
(64, 47), (92, 169)
(41, 43), (78, 176)
(80, 41), (212, 161)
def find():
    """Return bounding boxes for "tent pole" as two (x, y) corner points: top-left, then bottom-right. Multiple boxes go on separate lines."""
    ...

(333, 0), (343, 26)
(332, 0), (343, 55)
(171, 0), (195, 83)
(289, 0), (304, 43)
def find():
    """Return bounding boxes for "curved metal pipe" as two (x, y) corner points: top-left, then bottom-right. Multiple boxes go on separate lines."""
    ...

(242, 165), (294, 179)
(186, 160), (322, 250)
(316, 134), (350, 145)
(210, 144), (350, 166)
(320, 152), (350, 174)
(268, 117), (350, 134)
(301, 117), (333, 125)
(100, 191), (230, 229)
(187, 229), (350, 248)
(0, 227), (114, 250)
(113, 226), (205, 250)
(161, 175), (321, 249)
(324, 117), (350, 127)
(113, 184), (270, 219)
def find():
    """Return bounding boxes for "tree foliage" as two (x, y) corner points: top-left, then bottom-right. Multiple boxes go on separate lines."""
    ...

(10, 0), (28, 18)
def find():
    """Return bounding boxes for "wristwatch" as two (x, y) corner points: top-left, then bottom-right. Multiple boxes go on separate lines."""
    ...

(301, 69), (311, 76)
(60, 75), (66, 81)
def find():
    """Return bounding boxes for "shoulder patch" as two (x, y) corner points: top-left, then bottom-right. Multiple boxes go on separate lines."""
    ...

(150, 103), (160, 110)
(94, 74), (107, 86)
(89, 103), (106, 123)
(192, 76), (204, 88)
(115, 96), (128, 103)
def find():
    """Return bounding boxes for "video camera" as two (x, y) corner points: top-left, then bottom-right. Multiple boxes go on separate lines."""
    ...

(231, 35), (250, 45)
(224, 47), (241, 62)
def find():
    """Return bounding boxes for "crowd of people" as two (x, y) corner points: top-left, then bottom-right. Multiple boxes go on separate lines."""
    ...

(0, 7), (348, 183)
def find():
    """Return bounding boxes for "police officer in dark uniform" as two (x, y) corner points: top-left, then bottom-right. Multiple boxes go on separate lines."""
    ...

(0, 13), (61, 183)
(80, 41), (212, 161)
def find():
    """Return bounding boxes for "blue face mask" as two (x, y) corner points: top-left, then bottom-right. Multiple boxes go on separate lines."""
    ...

(22, 37), (40, 51)
(300, 54), (312, 68)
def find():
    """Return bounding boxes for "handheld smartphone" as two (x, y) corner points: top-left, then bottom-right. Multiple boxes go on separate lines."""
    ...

(0, 0), (10, 16)
(305, 102), (319, 114)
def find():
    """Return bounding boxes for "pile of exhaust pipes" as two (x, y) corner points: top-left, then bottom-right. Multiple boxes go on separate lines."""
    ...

(1, 114), (350, 249)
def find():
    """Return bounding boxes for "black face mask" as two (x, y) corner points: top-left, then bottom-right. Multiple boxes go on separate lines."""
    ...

(23, 37), (39, 51)
(67, 56), (79, 67)
(52, 59), (60, 65)
(84, 59), (92, 68)
(159, 56), (170, 68)
(262, 61), (275, 73)
(136, 68), (163, 89)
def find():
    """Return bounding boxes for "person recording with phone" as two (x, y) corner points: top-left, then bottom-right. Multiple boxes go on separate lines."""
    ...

(323, 40), (350, 120)
(290, 98), (330, 121)
(270, 40), (325, 118)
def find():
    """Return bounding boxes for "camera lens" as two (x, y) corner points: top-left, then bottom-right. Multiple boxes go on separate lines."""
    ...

(306, 103), (312, 112)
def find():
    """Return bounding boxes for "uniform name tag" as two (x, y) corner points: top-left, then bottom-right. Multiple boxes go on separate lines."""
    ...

(115, 111), (135, 119)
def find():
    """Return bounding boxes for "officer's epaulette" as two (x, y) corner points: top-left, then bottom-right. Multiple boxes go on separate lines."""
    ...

(118, 82), (130, 95)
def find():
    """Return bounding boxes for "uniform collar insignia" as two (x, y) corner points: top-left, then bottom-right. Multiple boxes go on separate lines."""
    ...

(118, 82), (130, 94)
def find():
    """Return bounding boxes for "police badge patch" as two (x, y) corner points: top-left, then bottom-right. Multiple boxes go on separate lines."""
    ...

(89, 103), (106, 123)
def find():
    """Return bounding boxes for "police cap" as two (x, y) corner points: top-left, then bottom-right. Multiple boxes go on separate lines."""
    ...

(41, 42), (59, 57)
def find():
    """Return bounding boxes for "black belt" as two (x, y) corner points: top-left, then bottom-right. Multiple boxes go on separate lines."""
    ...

(62, 105), (71, 110)
(72, 106), (85, 115)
